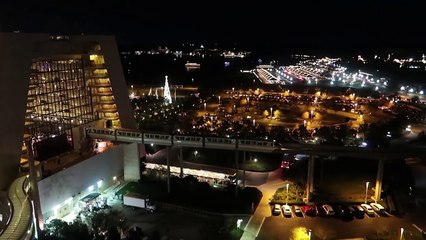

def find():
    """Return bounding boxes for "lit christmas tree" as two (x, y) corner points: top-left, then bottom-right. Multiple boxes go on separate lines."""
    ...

(163, 75), (172, 105)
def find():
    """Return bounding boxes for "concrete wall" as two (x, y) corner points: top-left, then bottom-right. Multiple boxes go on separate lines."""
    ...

(37, 145), (125, 220)
(123, 143), (140, 182)
(0, 33), (43, 190)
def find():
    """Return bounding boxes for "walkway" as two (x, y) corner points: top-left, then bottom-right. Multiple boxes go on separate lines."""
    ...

(241, 169), (284, 240)
(0, 176), (33, 240)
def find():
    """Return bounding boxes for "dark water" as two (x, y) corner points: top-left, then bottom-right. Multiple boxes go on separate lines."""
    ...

(123, 53), (426, 93)
(123, 53), (296, 90)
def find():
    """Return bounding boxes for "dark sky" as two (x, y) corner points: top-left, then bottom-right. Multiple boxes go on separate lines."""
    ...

(1, 1), (425, 52)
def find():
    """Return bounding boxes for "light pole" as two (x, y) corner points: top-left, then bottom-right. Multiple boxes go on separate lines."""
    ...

(308, 229), (312, 240)
(365, 181), (370, 204)
(194, 150), (198, 161)
(218, 96), (221, 105)
(270, 107), (273, 117)
(204, 102), (206, 112)
(400, 227), (404, 240)
(286, 183), (289, 205)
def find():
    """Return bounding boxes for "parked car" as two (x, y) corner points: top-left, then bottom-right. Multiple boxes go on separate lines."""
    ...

(272, 204), (281, 215)
(370, 203), (385, 214)
(301, 205), (316, 217)
(293, 205), (303, 217)
(282, 204), (292, 217)
(322, 204), (335, 216)
(334, 205), (345, 217)
(361, 203), (375, 216)
(343, 205), (355, 218)
(353, 205), (365, 218)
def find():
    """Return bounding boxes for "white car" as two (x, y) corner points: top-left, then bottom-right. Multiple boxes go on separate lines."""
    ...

(322, 204), (335, 216)
(273, 204), (281, 215)
(361, 203), (375, 215)
(282, 204), (292, 216)
(370, 203), (385, 213)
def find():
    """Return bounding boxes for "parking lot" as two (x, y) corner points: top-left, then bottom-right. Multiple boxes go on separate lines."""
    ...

(260, 202), (423, 239)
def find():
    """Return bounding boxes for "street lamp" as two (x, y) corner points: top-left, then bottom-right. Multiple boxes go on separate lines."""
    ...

(365, 181), (370, 203)
(286, 183), (289, 205)
(194, 150), (198, 160)
(400, 227), (404, 240)
(270, 107), (273, 117)
(218, 95), (221, 105)
(204, 102), (206, 112)
(308, 229), (312, 240)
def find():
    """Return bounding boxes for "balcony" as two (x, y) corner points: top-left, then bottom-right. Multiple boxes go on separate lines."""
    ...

(91, 87), (113, 96)
(96, 104), (117, 113)
(88, 78), (111, 87)
(97, 96), (115, 104)
(102, 112), (119, 120)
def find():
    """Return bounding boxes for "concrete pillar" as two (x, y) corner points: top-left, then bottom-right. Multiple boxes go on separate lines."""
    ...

(374, 159), (385, 203)
(235, 149), (239, 198)
(167, 147), (171, 194)
(309, 156), (315, 193)
(123, 143), (140, 182)
(27, 140), (43, 232)
(179, 147), (183, 178)
(306, 155), (315, 202)
(243, 151), (246, 188)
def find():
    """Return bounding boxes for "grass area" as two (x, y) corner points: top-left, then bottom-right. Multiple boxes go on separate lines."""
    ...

(184, 148), (281, 172)
(270, 182), (306, 205)
(314, 157), (377, 203)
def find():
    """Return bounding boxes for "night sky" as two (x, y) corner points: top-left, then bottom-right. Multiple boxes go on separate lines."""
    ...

(0, 1), (425, 52)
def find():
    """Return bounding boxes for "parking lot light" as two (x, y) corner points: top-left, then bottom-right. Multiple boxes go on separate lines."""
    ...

(365, 181), (369, 203)
(286, 183), (290, 205)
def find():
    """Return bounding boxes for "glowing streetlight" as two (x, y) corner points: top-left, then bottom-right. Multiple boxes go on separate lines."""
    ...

(400, 227), (404, 240)
(308, 229), (312, 240)
(365, 181), (370, 203)
(218, 95), (221, 105)
(270, 107), (273, 117)
(204, 102), (206, 112)
(286, 183), (290, 205)
(254, 158), (258, 163)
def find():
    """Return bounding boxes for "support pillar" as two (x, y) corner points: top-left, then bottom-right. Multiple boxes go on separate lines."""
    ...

(306, 155), (315, 202)
(167, 147), (171, 194)
(235, 149), (239, 198)
(27, 140), (43, 232)
(178, 147), (183, 178)
(374, 159), (385, 203)
(243, 151), (246, 188)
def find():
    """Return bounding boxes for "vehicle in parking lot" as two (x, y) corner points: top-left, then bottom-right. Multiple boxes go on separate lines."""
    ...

(361, 203), (375, 216)
(344, 205), (355, 218)
(282, 204), (292, 217)
(334, 205), (345, 217)
(322, 204), (335, 216)
(301, 205), (316, 216)
(293, 205), (303, 216)
(370, 203), (385, 214)
(353, 205), (365, 218)
(272, 204), (281, 215)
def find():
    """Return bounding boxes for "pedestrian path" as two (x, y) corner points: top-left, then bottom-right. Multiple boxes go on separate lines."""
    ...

(240, 169), (285, 240)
